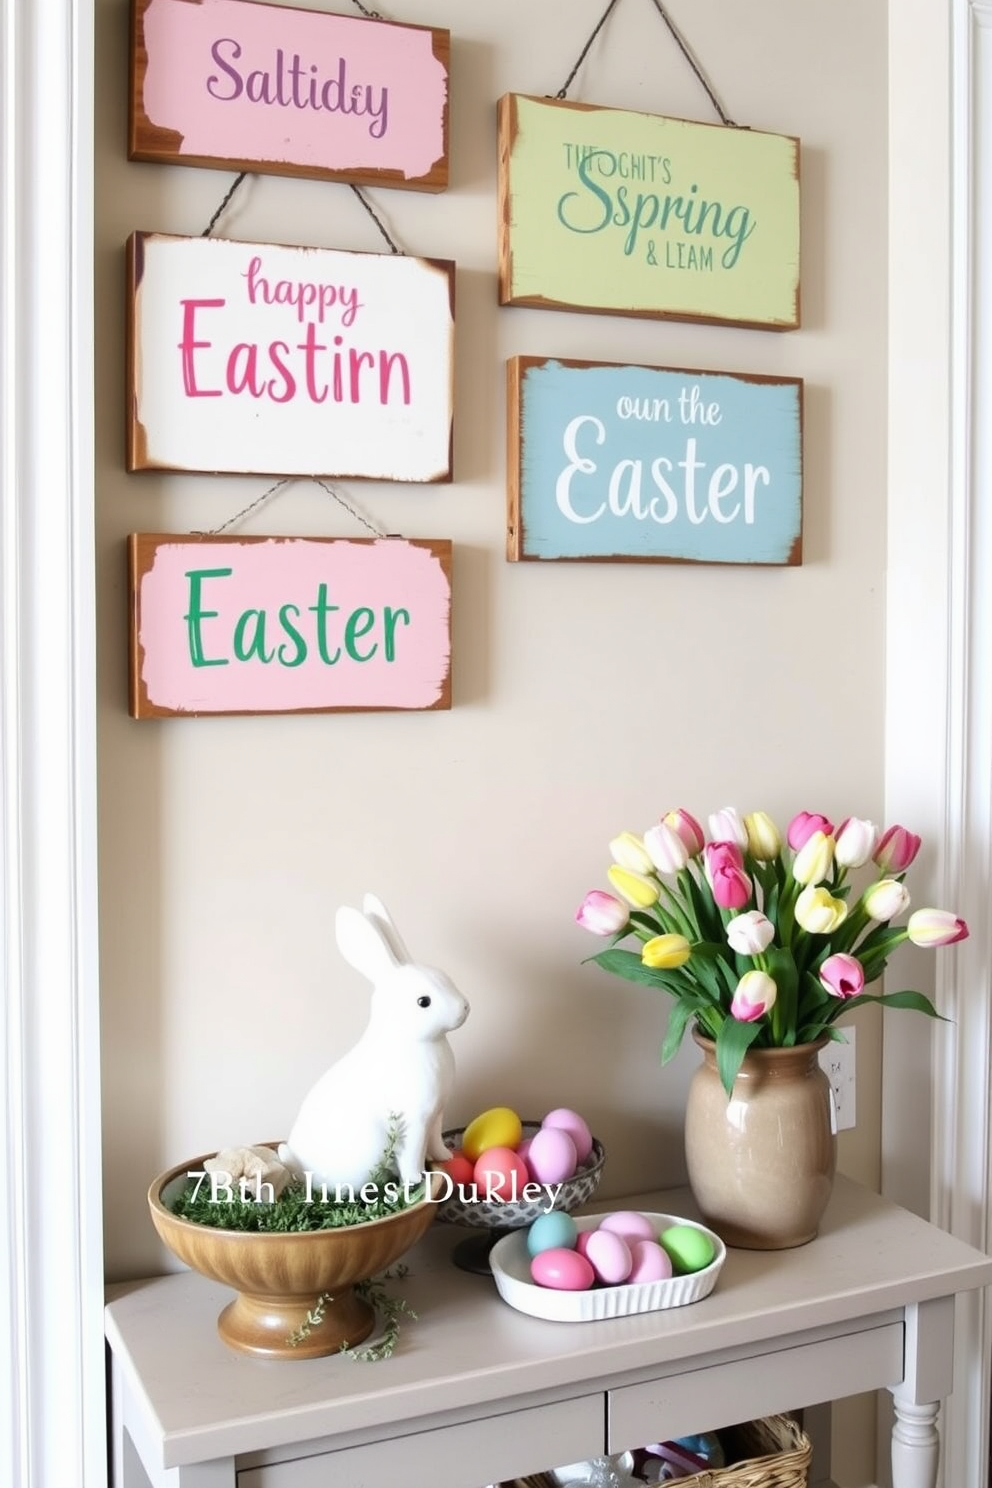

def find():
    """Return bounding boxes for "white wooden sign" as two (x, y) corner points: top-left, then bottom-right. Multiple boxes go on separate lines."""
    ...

(126, 231), (455, 481)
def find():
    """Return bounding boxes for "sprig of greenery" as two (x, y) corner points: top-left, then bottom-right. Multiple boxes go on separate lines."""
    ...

(288, 1266), (416, 1358)
(341, 1269), (416, 1362)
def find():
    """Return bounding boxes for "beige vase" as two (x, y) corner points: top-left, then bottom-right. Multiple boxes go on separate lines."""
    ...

(684, 1028), (837, 1250)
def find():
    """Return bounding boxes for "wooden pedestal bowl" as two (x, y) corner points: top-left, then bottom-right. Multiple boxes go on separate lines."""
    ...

(148, 1150), (442, 1360)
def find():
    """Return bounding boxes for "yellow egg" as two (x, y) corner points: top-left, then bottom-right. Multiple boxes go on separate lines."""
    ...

(462, 1106), (523, 1160)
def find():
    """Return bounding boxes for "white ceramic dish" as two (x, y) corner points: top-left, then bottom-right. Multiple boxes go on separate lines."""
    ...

(488, 1211), (725, 1322)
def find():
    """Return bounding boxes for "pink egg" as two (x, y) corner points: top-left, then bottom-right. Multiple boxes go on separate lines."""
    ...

(530, 1247), (595, 1291)
(584, 1228), (633, 1285)
(473, 1146), (530, 1203)
(526, 1126), (578, 1185)
(542, 1107), (594, 1164)
(626, 1239), (674, 1283)
(598, 1210), (658, 1245)
(516, 1136), (533, 1165)
(575, 1230), (595, 1259)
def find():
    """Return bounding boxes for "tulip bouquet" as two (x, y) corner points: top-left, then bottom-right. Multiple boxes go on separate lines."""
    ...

(576, 808), (968, 1096)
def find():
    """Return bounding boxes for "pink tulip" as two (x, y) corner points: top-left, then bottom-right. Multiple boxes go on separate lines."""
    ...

(703, 841), (744, 876)
(662, 808), (705, 857)
(818, 953), (865, 1000)
(707, 864), (752, 911)
(703, 841), (751, 908)
(575, 890), (630, 936)
(874, 825), (922, 873)
(907, 909), (969, 947)
(787, 812), (835, 851)
(730, 970), (777, 1022)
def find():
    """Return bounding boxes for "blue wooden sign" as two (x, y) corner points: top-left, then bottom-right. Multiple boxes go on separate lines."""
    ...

(507, 357), (803, 565)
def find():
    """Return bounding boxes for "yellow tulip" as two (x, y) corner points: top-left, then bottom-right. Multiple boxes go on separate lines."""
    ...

(792, 829), (835, 886)
(744, 811), (782, 861)
(609, 831), (655, 875)
(794, 884), (849, 933)
(607, 864), (660, 908)
(642, 934), (691, 969)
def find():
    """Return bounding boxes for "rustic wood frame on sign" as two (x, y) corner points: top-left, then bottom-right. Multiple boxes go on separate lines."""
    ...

(128, 533), (453, 718)
(125, 230), (456, 481)
(497, 93), (801, 330)
(128, 0), (450, 191)
(506, 355), (803, 565)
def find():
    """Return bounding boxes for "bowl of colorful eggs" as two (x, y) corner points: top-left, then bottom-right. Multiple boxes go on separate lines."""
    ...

(488, 1208), (725, 1322)
(435, 1106), (604, 1270)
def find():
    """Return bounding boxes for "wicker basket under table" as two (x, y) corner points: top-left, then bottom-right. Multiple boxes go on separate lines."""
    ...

(505, 1411), (812, 1488)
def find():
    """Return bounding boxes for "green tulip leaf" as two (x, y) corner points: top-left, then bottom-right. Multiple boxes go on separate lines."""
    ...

(660, 996), (708, 1064)
(715, 1017), (764, 1097)
(586, 948), (687, 994)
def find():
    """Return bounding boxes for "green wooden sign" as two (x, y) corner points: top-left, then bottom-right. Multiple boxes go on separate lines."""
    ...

(498, 94), (801, 331)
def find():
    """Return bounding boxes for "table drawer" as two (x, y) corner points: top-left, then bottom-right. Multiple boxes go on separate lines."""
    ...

(238, 1393), (604, 1488)
(607, 1322), (904, 1451)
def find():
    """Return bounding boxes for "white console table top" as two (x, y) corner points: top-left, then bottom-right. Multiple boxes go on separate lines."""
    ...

(105, 1176), (992, 1488)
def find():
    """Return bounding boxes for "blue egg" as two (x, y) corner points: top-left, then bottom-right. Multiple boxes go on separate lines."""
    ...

(526, 1211), (579, 1257)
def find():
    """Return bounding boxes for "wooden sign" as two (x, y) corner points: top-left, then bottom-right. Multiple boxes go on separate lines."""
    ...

(129, 0), (449, 191)
(128, 534), (452, 718)
(507, 357), (802, 565)
(126, 231), (455, 481)
(498, 94), (800, 330)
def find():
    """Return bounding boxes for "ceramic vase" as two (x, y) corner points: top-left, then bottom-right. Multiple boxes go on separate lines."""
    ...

(684, 1028), (837, 1250)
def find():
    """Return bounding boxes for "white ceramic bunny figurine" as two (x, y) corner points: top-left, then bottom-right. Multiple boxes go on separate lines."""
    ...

(279, 894), (470, 1192)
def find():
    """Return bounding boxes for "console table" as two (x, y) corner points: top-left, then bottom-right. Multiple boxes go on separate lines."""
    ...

(105, 1176), (992, 1488)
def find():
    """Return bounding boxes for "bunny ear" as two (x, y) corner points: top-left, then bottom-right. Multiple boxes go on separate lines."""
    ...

(361, 893), (413, 966)
(335, 902), (400, 982)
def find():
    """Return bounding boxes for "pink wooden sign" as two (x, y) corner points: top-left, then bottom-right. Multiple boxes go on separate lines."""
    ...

(130, 0), (450, 191)
(126, 231), (455, 481)
(128, 534), (453, 718)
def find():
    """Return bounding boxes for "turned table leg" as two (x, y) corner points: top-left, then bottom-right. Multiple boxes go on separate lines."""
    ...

(891, 1394), (942, 1488)
(888, 1296), (955, 1488)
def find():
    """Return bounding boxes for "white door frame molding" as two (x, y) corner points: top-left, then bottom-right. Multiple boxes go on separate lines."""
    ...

(887, 2), (992, 1485)
(0, 1), (105, 1486)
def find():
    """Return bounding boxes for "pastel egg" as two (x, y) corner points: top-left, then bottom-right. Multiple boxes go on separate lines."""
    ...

(659, 1224), (717, 1274)
(574, 1229), (595, 1259)
(473, 1146), (530, 1203)
(584, 1228), (632, 1285)
(530, 1247), (595, 1291)
(440, 1150), (475, 1187)
(526, 1126), (578, 1185)
(516, 1136), (534, 1165)
(598, 1210), (658, 1245)
(461, 1107), (523, 1160)
(626, 1239), (674, 1283)
(526, 1211), (579, 1257)
(542, 1107), (594, 1164)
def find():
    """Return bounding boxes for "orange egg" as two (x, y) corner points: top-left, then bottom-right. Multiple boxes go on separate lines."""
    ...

(440, 1150), (475, 1186)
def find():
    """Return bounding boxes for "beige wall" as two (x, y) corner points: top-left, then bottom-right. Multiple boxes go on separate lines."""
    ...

(97, 0), (887, 1375)
(97, 2), (889, 1479)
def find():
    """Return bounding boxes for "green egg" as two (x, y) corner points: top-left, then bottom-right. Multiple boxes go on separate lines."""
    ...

(658, 1223), (716, 1274)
